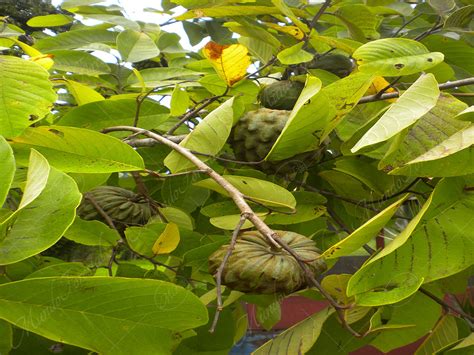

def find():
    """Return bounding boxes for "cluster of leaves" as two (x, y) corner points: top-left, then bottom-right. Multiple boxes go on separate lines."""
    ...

(0, 0), (473, 354)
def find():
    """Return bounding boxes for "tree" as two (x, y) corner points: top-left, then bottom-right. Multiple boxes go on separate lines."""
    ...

(0, 0), (473, 353)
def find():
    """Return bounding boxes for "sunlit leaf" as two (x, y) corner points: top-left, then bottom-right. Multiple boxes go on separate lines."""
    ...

(264, 22), (304, 40)
(277, 42), (313, 65)
(61, 79), (105, 105)
(0, 137), (15, 207)
(202, 41), (250, 86)
(352, 74), (440, 152)
(152, 223), (180, 255)
(117, 29), (160, 63)
(415, 315), (458, 355)
(26, 14), (73, 27)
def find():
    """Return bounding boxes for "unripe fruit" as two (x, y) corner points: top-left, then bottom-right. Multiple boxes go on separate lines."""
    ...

(209, 230), (326, 294)
(259, 80), (304, 110)
(308, 54), (354, 77)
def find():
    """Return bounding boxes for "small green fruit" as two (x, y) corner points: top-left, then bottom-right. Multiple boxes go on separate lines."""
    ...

(308, 54), (354, 77)
(259, 80), (304, 110)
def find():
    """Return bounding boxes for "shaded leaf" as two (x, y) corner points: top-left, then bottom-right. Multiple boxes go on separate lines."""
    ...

(277, 42), (313, 65)
(50, 50), (111, 75)
(65, 217), (119, 246)
(0, 277), (208, 354)
(35, 29), (118, 52)
(415, 315), (458, 355)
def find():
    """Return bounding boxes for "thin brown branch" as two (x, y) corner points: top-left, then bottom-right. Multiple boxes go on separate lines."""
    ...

(167, 90), (228, 135)
(210, 213), (249, 333)
(358, 77), (474, 104)
(419, 288), (474, 323)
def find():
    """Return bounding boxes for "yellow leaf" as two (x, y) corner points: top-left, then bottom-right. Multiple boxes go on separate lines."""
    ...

(152, 223), (180, 255)
(264, 22), (305, 40)
(365, 76), (397, 102)
(202, 41), (250, 87)
(59, 79), (105, 105)
(10, 38), (54, 69)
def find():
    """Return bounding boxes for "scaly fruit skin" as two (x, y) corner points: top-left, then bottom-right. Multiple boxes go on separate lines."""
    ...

(260, 80), (304, 110)
(77, 186), (155, 227)
(308, 54), (354, 77)
(209, 230), (327, 294)
(231, 108), (318, 174)
(132, 59), (162, 71)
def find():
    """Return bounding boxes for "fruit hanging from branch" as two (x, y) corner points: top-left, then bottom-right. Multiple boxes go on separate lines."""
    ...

(209, 230), (327, 294)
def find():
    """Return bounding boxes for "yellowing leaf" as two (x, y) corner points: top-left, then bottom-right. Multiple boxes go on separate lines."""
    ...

(152, 223), (180, 255)
(264, 22), (305, 40)
(202, 42), (250, 87)
(365, 76), (397, 102)
(58, 79), (105, 105)
(10, 38), (54, 69)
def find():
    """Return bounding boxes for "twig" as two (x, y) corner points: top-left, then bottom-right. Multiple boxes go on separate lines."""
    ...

(125, 135), (186, 146)
(358, 77), (474, 104)
(191, 151), (263, 165)
(414, 17), (443, 41)
(393, 13), (423, 37)
(210, 213), (249, 332)
(364, 178), (420, 205)
(145, 168), (208, 179)
(419, 288), (474, 324)
(167, 90), (229, 135)
(246, 56), (277, 78)
(302, 0), (332, 49)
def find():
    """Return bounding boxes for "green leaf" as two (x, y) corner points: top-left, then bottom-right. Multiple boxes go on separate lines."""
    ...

(49, 50), (111, 75)
(0, 136), (15, 207)
(17, 149), (50, 210)
(455, 106), (474, 122)
(253, 307), (334, 354)
(335, 4), (380, 42)
(224, 21), (280, 48)
(277, 42), (313, 65)
(24, 262), (93, 279)
(380, 94), (470, 176)
(370, 292), (442, 353)
(239, 37), (275, 63)
(0, 319), (12, 355)
(321, 71), (375, 139)
(11, 126), (145, 173)
(267, 76), (333, 160)
(35, 29), (118, 52)
(353, 38), (444, 76)
(159, 207), (194, 231)
(0, 151), (81, 265)
(209, 213), (266, 230)
(448, 333), (474, 354)
(428, 0), (456, 14)
(60, 98), (169, 131)
(117, 29), (160, 63)
(407, 124), (474, 164)
(177, 6), (298, 20)
(170, 85), (190, 116)
(352, 74), (440, 152)
(0, 56), (57, 138)
(423, 35), (474, 75)
(126, 68), (203, 87)
(194, 175), (296, 210)
(256, 300), (281, 331)
(126, 221), (167, 258)
(65, 217), (120, 246)
(0, 277), (208, 354)
(165, 98), (235, 173)
(322, 194), (408, 259)
(63, 79), (105, 105)
(26, 14), (73, 27)
(445, 5), (474, 29)
(415, 315), (458, 355)
(348, 177), (474, 305)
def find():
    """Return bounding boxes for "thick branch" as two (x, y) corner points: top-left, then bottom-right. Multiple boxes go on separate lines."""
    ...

(358, 77), (474, 104)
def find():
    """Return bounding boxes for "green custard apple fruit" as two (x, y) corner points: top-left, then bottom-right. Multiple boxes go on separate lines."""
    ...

(77, 186), (156, 227)
(231, 108), (319, 174)
(208, 230), (327, 294)
(259, 80), (304, 110)
(308, 54), (354, 77)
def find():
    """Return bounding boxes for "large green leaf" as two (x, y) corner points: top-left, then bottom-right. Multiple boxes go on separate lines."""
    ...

(11, 126), (145, 173)
(165, 98), (235, 173)
(0, 56), (57, 138)
(322, 194), (408, 259)
(0, 319), (12, 355)
(370, 292), (442, 353)
(348, 177), (474, 306)
(321, 71), (375, 139)
(415, 315), (458, 355)
(117, 29), (160, 63)
(49, 50), (111, 75)
(65, 217), (120, 246)
(267, 76), (333, 160)
(0, 277), (208, 354)
(253, 308), (334, 354)
(380, 94), (470, 176)
(0, 150), (81, 265)
(35, 29), (118, 51)
(194, 175), (296, 210)
(335, 4), (380, 42)
(352, 74), (440, 152)
(353, 38), (444, 76)
(0, 136), (15, 207)
(423, 35), (474, 75)
(60, 98), (169, 131)
(126, 68), (203, 88)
